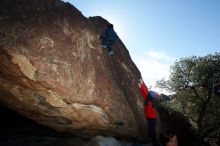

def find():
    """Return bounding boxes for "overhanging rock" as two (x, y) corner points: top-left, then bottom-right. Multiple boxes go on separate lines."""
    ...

(0, 0), (148, 141)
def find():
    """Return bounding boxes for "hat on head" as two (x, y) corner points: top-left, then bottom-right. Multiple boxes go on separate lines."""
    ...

(149, 90), (158, 98)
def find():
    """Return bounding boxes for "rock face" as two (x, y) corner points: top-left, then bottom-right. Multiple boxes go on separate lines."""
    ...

(0, 0), (147, 141)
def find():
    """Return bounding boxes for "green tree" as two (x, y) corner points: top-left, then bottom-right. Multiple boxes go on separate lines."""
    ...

(157, 53), (220, 142)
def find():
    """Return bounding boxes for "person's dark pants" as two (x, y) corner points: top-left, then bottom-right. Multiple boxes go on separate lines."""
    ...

(105, 40), (114, 52)
(100, 36), (114, 52)
(147, 118), (161, 146)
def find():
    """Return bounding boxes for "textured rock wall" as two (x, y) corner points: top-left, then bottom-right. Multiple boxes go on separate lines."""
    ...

(0, 0), (148, 141)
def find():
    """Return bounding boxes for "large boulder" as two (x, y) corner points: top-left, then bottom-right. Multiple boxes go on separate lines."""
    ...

(0, 0), (148, 141)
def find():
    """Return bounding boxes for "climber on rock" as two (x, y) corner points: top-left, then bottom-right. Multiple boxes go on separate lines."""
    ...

(138, 78), (174, 146)
(99, 23), (118, 56)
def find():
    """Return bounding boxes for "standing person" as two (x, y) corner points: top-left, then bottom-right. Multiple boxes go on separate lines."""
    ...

(159, 129), (178, 146)
(138, 78), (173, 146)
(99, 24), (118, 55)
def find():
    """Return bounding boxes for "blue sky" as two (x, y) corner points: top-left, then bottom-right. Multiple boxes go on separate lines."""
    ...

(63, 0), (220, 93)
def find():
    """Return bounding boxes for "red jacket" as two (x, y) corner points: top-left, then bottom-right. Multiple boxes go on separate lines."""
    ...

(139, 82), (157, 119)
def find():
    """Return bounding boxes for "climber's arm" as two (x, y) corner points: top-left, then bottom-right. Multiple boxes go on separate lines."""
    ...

(138, 79), (149, 98)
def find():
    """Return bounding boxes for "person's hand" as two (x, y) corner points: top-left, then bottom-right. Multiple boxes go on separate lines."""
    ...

(139, 78), (143, 84)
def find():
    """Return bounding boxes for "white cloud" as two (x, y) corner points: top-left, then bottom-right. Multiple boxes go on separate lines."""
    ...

(147, 50), (173, 61)
(132, 50), (175, 94)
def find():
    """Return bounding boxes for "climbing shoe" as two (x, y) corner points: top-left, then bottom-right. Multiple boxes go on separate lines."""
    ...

(108, 51), (114, 56)
(102, 45), (107, 48)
